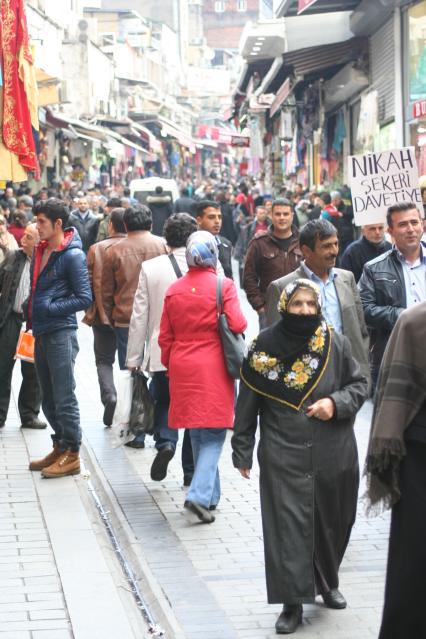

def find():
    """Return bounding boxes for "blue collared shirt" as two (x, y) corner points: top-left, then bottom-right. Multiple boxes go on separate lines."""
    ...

(302, 262), (343, 333)
(396, 243), (426, 308)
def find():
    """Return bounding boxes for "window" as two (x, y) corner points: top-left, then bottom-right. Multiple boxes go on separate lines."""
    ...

(214, 1), (225, 12)
(237, 0), (247, 10)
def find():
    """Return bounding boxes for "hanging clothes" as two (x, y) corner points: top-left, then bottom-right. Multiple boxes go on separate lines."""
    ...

(0, 0), (38, 174)
(0, 87), (27, 181)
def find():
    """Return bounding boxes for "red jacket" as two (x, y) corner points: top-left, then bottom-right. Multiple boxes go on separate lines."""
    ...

(159, 267), (247, 428)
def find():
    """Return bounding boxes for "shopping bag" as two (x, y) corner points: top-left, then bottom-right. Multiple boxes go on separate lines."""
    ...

(129, 371), (155, 436)
(15, 330), (35, 363)
(110, 370), (134, 448)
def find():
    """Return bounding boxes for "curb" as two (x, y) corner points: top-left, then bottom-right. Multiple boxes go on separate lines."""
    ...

(81, 436), (186, 639)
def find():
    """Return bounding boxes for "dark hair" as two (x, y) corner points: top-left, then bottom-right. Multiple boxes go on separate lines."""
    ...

(271, 198), (293, 212)
(123, 205), (152, 231)
(11, 211), (28, 228)
(180, 187), (189, 197)
(109, 207), (126, 233)
(34, 198), (69, 228)
(122, 187), (130, 197)
(155, 185), (163, 194)
(195, 200), (220, 217)
(106, 197), (122, 209)
(164, 213), (197, 248)
(299, 219), (337, 251)
(321, 192), (331, 205)
(386, 202), (420, 227)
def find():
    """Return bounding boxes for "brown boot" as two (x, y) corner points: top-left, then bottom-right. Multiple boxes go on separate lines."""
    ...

(29, 443), (62, 471)
(41, 450), (80, 478)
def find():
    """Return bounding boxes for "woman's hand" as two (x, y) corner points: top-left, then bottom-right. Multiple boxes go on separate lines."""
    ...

(306, 398), (335, 421)
(238, 468), (250, 479)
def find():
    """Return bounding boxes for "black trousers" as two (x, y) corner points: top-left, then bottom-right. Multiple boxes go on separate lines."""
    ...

(379, 440), (426, 639)
(0, 313), (42, 425)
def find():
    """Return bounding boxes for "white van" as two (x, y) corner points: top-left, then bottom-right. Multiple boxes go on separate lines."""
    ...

(129, 178), (179, 205)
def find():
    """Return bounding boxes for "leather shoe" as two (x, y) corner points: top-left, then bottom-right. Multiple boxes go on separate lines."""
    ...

(183, 474), (193, 487)
(103, 397), (116, 427)
(184, 500), (215, 524)
(125, 439), (145, 449)
(21, 419), (47, 429)
(275, 604), (302, 634)
(150, 445), (175, 481)
(322, 589), (347, 609)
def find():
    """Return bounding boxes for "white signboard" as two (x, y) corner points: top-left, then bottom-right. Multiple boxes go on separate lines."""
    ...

(348, 146), (422, 226)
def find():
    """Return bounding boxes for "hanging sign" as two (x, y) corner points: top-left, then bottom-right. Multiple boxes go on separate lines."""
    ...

(298, 0), (318, 14)
(413, 99), (426, 119)
(348, 146), (422, 226)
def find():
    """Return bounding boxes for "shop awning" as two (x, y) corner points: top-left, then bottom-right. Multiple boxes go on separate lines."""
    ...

(276, 0), (360, 17)
(282, 36), (367, 77)
(156, 117), (197, 153)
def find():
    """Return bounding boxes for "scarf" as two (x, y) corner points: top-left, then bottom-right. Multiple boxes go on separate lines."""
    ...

(365, 302), (426, 513)
(186, 230), (218, 269)
(241, 279), (332, 410)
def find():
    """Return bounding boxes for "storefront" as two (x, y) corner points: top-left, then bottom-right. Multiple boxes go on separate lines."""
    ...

(405, 0), (426, 176)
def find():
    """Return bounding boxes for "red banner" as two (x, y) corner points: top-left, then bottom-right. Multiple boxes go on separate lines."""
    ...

(413, 99), (426, 119)
(298, 0), (318, 14)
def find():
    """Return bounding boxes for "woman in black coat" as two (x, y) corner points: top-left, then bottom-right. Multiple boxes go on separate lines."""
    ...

(232, 279), (368, 635)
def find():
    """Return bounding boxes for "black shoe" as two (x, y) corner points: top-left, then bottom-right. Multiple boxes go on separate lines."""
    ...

(125, 439), (145, 449)
(0, 422), (5, 429)
(275, 604), (302, 634)
(103, 397), (116, 427)
(183, 474), (193, 487)
(322, 589), (347, 609)
(150, 445), (175, 481)
(21, 419), (47, 430)
(209, 505), (217, 511)
(184, 500), (215, 524)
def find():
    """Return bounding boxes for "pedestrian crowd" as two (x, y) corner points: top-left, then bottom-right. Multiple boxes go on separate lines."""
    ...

(0, 176), (426, 637)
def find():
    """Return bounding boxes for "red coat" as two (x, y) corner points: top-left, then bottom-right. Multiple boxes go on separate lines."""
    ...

(159, 266), (247, 429)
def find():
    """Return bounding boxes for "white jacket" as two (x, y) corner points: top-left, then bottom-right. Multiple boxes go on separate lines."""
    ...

(126, 246), (223, 371)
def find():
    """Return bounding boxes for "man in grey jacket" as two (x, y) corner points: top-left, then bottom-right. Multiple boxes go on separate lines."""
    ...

(266, 219), (370, 385)
(126, 214), (197, 483)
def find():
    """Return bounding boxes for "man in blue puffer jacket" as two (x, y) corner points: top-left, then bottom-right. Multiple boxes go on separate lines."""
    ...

(25, 198), (92, 478)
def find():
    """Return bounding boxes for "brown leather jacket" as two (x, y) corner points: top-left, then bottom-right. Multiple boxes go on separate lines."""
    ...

(83, 234), (126, 327)
(243, 228), (302, 311)
(102, 230), (167, 327)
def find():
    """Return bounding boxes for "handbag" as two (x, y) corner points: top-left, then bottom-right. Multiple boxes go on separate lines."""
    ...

(129, 371), (155, 436)
(216, 276), (245, 379)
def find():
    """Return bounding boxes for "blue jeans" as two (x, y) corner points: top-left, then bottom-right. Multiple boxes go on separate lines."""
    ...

(35, 328), (81, 452)
(186, 428), (227, 508)
(114, 326), (145, 444)
(150, 372), (194, 476)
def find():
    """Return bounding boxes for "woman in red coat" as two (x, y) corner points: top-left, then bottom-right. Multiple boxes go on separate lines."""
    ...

(159, 230), (247, 523)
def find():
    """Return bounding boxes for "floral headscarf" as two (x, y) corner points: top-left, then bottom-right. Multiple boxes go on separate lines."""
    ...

(278, 278), (322, 315)
(240, 278), (331, 411)
(186, 230), (218, 269)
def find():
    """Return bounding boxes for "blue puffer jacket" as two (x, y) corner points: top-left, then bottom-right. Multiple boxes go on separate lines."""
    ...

(27, 228), (92, 337)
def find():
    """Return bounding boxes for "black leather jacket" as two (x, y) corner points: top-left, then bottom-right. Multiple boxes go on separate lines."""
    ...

(0, 250), (27, 328)
(358, 247), (407, 382)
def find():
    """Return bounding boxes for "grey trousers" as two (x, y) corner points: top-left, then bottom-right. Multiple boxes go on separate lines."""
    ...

(92, 325), (117, 405)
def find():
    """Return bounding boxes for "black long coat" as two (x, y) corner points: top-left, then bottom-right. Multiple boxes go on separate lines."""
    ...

(231, 333), (368, 605)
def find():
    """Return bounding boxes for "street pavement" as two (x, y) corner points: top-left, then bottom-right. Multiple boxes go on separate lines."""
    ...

(3, 279), (390, 639)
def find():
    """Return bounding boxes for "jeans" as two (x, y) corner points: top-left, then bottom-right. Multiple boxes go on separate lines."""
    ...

(114, 326), (129, 371)
(150, 372), (194, 476)
(35, 328), (81, 452)
(186, 428), (227, 508)
(114, 326), (145, 444)
(0, 313), (42, 425)
(92, 325), (117, 404)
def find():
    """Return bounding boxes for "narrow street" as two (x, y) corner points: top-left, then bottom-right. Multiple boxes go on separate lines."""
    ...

(4, 283), (390, 639)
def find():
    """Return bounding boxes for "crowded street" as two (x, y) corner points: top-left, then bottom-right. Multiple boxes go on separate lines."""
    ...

(1, 0), (426, 638)
(4, 286), (390, 639)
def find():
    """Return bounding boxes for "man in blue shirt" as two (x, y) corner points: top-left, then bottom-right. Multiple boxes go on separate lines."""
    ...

(266, 219), (370, 387)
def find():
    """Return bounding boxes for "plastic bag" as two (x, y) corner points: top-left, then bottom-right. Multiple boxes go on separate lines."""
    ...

(129, 371), (155, 436)
(111, 370), (134, 448)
